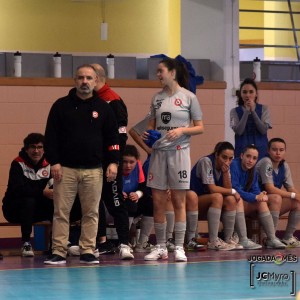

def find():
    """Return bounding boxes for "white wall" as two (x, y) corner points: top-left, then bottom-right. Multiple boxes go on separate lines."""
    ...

(181, 0), (240, 143)
(181, 0), (224, 81)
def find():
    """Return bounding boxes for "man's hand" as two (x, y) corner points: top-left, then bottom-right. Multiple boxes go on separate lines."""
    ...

(51, 164), (62, 182)
(106, 163), (118, 182)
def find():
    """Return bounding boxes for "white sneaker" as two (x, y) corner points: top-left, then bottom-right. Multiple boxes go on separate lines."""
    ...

(239, 239), (262, 250)
(174, 246), (187, 262)
(68, 245), (100, 258)
(225, 237), (244, 250)
(135, 241), (154, 253)
(67, 245), (80, 256)
(281, 236), (300, 248)
(21, 242), (34, 257)
(207, 237), (236, 251)
(119, 244), (134, 260)
(265, 238), (286, 249)
(93, 249), (100, 258)
(144, 245), (168, 261)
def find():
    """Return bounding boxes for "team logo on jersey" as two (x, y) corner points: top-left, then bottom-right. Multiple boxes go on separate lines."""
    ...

(154, 99), (163, 110)
(42, 169), (49, 177)
(161, 112), (171, 124)
(266, 165), (273, 177)
(148, 173), (153, 181)
(92, 111), (99, 118)
(174, 98), (182, 106)
(207, 168), (213, 178)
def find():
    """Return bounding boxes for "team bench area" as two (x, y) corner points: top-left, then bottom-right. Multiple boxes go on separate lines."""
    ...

(0, 221), (52, 255)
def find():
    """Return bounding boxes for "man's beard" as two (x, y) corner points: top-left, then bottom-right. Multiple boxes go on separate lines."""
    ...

(77, 85), (92, 95)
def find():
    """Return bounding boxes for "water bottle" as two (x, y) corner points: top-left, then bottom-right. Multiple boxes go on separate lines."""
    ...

(53, 52), (62, 78)
(106, 54), (115, 79)
(14, 51), (22, 77)
(253, 57), (261, 82)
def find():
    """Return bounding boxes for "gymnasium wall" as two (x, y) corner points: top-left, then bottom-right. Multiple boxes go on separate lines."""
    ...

(1, 80), (300, 239)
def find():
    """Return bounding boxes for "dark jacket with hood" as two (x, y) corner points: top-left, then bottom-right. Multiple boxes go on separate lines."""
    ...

(2, 149), (51, 203)
(44, 88), (120, 168)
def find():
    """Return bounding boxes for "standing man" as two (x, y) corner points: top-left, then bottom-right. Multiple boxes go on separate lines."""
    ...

(44, 64), (120, 265)
(91, 64), (133, 259)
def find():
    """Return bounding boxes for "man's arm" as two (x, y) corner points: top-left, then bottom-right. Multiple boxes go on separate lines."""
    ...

(109, 99), (128, 154)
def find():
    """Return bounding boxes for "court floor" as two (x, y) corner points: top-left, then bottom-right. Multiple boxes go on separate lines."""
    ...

(0, 248), (299, 300)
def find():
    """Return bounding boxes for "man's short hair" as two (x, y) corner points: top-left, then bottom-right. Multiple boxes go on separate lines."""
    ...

(75, 64), (96, 73)
(23, 133), (45, 149)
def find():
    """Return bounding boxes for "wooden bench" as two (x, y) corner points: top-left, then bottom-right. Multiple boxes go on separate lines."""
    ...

(0, 221), (52, 252)
(0, 221), (80, 251)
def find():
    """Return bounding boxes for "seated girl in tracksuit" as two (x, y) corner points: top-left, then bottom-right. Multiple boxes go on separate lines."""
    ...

(230, 144), (286, 249)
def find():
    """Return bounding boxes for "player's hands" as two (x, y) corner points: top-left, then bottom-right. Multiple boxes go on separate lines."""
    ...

(166, 128), (184, 141)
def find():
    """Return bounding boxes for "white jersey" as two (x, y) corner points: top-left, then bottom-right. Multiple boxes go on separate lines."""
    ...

(149, 87), (202, 150)
(196, 157), (224, 185)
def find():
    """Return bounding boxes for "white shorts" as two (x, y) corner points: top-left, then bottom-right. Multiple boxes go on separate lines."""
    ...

(147, 147), (191, 190)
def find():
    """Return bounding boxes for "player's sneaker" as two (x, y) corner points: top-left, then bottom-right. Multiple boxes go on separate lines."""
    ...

(68, 245), (101, 257)
(207, 237), (236, 251)
(21, 242), (34, 257)
(97, 241), (116, 255)
(232, 232), (239, 244)
(185, 238), (205, 251)
(135, 241), (154, 253)
(166, 238), (175, 252)
(225, 237), (244, 250)
(281, 236), (300, 248)
(119, 244), (134, 260)
(265, 238), (286, 249)
(239, 239), (262, 250)
(144, 245), (168, 261)
(67, 245), (80, 256)
(174, 246), (187, 262)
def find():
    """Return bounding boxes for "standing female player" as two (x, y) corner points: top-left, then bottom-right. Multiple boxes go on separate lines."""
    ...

(144, 58), (204, 262)
(230, 78), (272, 160)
